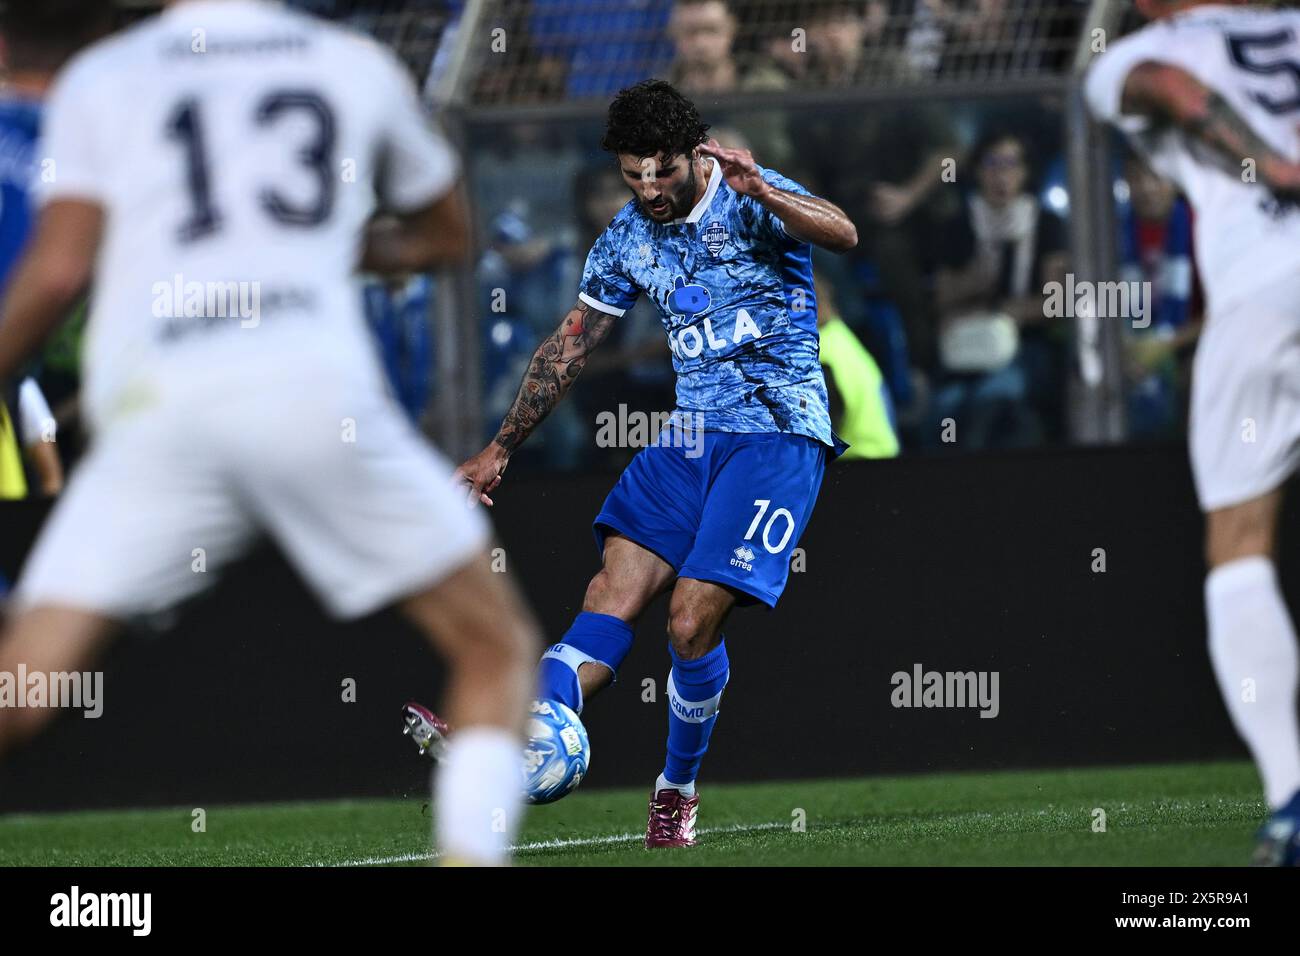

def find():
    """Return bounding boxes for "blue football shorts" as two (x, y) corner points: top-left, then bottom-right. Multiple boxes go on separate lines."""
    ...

(593, 424), (833, 607)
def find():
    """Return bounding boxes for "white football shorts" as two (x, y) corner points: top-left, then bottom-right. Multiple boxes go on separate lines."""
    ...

(1190, 276), (1300, 512)
(14, 369), (488, 620)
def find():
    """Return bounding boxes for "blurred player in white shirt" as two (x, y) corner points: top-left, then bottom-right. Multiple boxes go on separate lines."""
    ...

(0, 0), (539, 865)
(1086, 0), (1300, 864)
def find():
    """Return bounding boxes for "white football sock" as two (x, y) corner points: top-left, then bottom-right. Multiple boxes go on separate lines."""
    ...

(434, 725), (523, 865)
(656, 772), (695, 797)
(1205, 556), (1300, 809)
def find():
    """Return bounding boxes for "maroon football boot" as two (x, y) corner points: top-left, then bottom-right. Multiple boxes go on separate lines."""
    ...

(645, 787), (699, 848)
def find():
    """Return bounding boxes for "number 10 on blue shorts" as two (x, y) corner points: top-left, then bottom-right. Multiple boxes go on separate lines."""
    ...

(593, 428), (831, 607)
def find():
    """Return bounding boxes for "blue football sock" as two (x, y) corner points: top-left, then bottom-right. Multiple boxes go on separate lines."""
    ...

(536, 653), (582, 713)
(663, 639), (729, 789)
(537, 611), (634, 714)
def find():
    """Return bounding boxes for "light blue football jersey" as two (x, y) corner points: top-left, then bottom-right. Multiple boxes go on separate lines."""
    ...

(578, 161), (834, 447)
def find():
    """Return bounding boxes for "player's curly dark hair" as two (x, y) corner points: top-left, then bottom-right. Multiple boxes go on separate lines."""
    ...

(600, 79), (710, 162)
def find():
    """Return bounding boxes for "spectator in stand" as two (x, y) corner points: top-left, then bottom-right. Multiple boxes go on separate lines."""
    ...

(815, 272), (900, 459)
(477, 198), (586, 469)
(472, 123), (585, 237)
(788, 38), (962, 375)
(666, 0), (793, 167)
(466, 0), (569, 103)
(754, 4), (811, 86)
(935, 0), (1057, 78)
(899, 0), (948, 76)
(667, 0), (745, 92)
(1119, 152), (1201, 440)
(362, 276), (435, 426)
(930, 129), (1067, 448)
(800, 0), (927, 87)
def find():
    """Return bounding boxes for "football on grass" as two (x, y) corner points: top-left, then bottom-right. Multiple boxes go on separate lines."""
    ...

(522, 699), (590, 804)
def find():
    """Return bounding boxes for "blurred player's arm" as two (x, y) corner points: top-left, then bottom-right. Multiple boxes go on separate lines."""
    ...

(454, 301), (617, 506)
(368, 39), (472, 275)
(361, 186), (471, 275)
(0, 201), (101, 385)
(696, 141), (857, 252)
(1119, 62), (1300, 194)
(24, 440), (62, 497)
(19, 378), (62, 496)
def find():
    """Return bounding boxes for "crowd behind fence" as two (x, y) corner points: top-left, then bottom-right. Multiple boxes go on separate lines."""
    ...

(13, 0), (1162, 490)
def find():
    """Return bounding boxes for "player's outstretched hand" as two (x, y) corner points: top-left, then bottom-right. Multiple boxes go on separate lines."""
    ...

(454, 443), (509, 508)
(696, 139), (768, 199)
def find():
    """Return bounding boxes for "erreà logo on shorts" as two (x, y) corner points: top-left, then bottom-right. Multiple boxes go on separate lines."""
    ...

(730, 545), (755, 572)
(50, 886), (151, 936)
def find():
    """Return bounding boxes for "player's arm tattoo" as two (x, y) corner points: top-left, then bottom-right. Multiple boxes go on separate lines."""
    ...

(1186, 93), (1286, 169)
(1122, 62), (1291, 177)
(494, 301), (617, 453)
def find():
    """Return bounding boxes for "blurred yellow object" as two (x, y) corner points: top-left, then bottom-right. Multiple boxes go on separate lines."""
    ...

(0, 402), (28, 499)
(818, 316), (900, 461)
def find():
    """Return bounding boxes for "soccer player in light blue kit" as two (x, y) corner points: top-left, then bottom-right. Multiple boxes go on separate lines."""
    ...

(431, 80), (857, 847)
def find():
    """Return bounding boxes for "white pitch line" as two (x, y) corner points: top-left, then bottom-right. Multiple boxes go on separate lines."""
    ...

(329, 821), (787, 867)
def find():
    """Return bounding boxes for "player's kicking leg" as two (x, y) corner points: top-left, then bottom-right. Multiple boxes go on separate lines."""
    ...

(402, 532), (673, 756)
(401, 700), (450, 760)
(535, 533), (675, 711)
(400, 553), (540, 866)
(0, 606), (116, 759)
(1203, 489), (1300, 866)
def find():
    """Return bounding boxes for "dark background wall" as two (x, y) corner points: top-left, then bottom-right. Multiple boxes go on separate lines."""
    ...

(0, 443), (1281, 813)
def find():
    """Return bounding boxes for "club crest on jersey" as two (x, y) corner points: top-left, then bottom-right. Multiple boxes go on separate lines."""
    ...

(701, 220), (728, 256)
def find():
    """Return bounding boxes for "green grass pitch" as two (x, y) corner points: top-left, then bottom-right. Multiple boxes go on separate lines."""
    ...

(0, 761), (1265, 866)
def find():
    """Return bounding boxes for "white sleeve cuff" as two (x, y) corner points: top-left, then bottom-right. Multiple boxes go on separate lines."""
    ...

(578, 291), (626, 317)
